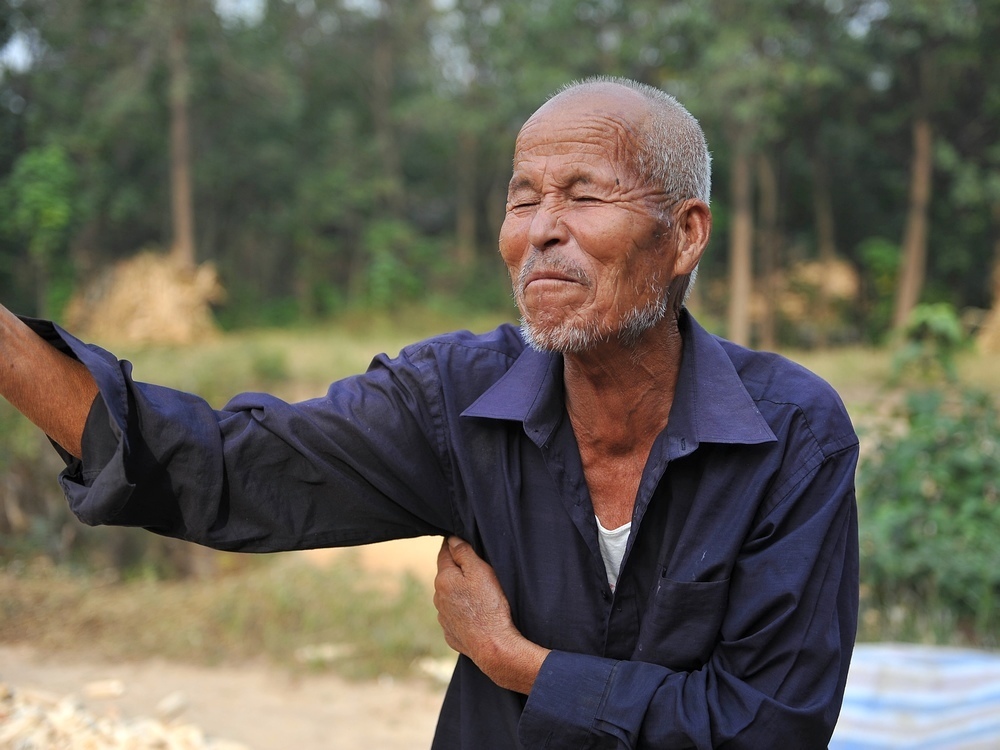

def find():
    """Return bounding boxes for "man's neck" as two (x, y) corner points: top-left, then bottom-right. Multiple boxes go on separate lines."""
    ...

(562, 316), (683, 456)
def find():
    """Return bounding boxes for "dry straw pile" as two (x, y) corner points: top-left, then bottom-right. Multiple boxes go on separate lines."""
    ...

(66, 252), (224, 347)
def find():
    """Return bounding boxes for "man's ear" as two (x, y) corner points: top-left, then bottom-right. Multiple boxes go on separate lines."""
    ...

(672, 199), (712, 276)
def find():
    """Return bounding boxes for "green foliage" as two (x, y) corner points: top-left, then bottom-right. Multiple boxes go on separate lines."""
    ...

(0, 401), (43, 471)
(214, 294), (303, 331)
(858, 237), (901, 342)
(891, 303), (968, 383)
(2, 0), (999, 331)
(0, 143), (77, 315)
(362, 219), (443, 311)
(858, 386), (1000, 645)
(0, 401), (75, 562)
(0, 144), (75, 261)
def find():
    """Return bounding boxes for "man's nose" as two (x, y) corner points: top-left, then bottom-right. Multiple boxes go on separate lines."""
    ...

(526, 202), (568, 250)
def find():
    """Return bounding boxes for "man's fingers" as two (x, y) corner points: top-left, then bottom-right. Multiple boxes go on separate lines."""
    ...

(446, 535), (478, 567)
(436, 536), (457, 574)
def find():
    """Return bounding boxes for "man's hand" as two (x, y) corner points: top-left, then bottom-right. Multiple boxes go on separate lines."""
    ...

(434, 536), (549, 695)
(0, 305), (97, 458)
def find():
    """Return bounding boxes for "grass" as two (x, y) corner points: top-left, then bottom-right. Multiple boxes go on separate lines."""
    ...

(0, 553), (452, 681)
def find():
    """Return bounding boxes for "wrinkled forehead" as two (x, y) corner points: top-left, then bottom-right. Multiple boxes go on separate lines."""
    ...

(513, 89), (650, 170)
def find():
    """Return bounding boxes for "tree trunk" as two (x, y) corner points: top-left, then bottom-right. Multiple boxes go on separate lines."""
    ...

(976, 202), (1000, 352)
(371, 1), (404, 217)
(892, 115), (933, 332)
(167, 10), (196, 269)
(812, 153), (838, 347)
(727, 137), (754, 347)
(892, 47), (935, 335)
(756, 152), (779, 350)
(454, 129), (477, 270)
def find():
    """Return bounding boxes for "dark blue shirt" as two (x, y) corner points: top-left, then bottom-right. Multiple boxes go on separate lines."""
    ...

(35, 311), (859, 749)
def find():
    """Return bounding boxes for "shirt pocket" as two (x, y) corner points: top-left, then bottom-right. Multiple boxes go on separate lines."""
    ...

(634, 575), (730, 671)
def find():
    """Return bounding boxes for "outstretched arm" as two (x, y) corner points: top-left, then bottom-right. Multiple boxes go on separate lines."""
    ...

(0, 305), (98, 458)
(434, 536), (549, 695)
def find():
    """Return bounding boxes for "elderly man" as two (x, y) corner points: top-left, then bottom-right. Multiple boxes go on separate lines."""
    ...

(0, 78), (858, 748)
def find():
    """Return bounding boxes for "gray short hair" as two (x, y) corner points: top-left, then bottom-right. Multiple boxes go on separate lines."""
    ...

(552, 77), (712, 205)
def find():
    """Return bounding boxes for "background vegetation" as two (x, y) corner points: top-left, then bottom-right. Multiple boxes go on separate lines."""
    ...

(1, 0), (999, 342)
(2, 0), (1000, 674)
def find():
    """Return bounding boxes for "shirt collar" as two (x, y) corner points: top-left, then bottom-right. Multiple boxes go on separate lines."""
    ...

(669, 311), (776, 448)
(461, 342), (565, 447)
(461, 311), (776, 451)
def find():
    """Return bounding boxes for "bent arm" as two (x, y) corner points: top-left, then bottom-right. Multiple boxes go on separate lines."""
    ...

(435, 536), (549, 695)
(436, 446), (860, 749)
(0, 305), (97, 457)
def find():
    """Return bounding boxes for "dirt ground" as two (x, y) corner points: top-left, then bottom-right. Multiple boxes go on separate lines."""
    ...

(0, 538), (448, 750)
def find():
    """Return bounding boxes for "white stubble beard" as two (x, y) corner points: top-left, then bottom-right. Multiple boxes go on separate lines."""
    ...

(514, 255), (670, 354)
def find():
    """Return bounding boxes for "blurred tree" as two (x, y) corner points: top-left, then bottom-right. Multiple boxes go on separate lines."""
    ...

(2, 0), (220, 276)
(863, 0), (981, 332)
(0, 143), (75, 315)
(925, 0), (1000, 348)
(774, 0), (873, 346)
(165, 0), (196, 268)
(2, 0), (1000, 338)
(686, 1), (785, 346)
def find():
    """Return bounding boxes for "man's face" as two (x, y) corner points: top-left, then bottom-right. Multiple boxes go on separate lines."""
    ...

(499, 90), (678, 353)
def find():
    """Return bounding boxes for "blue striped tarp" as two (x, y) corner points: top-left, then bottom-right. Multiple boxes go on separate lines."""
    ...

(831, 643), (1000, 749)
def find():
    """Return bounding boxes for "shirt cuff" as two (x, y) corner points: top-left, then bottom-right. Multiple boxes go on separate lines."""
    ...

(19, 316), (137, 525)
(518, 650), (614, 747)
(519, 650), (693, 748)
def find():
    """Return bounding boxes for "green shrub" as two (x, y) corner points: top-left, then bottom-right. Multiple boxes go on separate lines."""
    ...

(0, 403), (74, 561)
(362, 219), (445, 311)
(858, 386), (1000, 645)
(857, 236), (899, 343)
(891, 302), (968, 384)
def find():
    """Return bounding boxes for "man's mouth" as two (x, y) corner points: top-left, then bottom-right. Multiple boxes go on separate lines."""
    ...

(524, 270), (581, 287)
(517, 256), (590, 295)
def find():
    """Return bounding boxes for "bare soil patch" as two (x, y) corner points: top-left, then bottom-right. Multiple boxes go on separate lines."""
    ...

(1, 538), (449, 749)
(1, 645), (444, 749)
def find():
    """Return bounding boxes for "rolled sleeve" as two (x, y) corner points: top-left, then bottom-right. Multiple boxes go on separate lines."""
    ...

(21, 318), (144, 526)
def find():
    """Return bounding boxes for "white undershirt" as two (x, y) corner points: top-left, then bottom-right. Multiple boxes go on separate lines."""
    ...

(596, 516), (632, 592)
